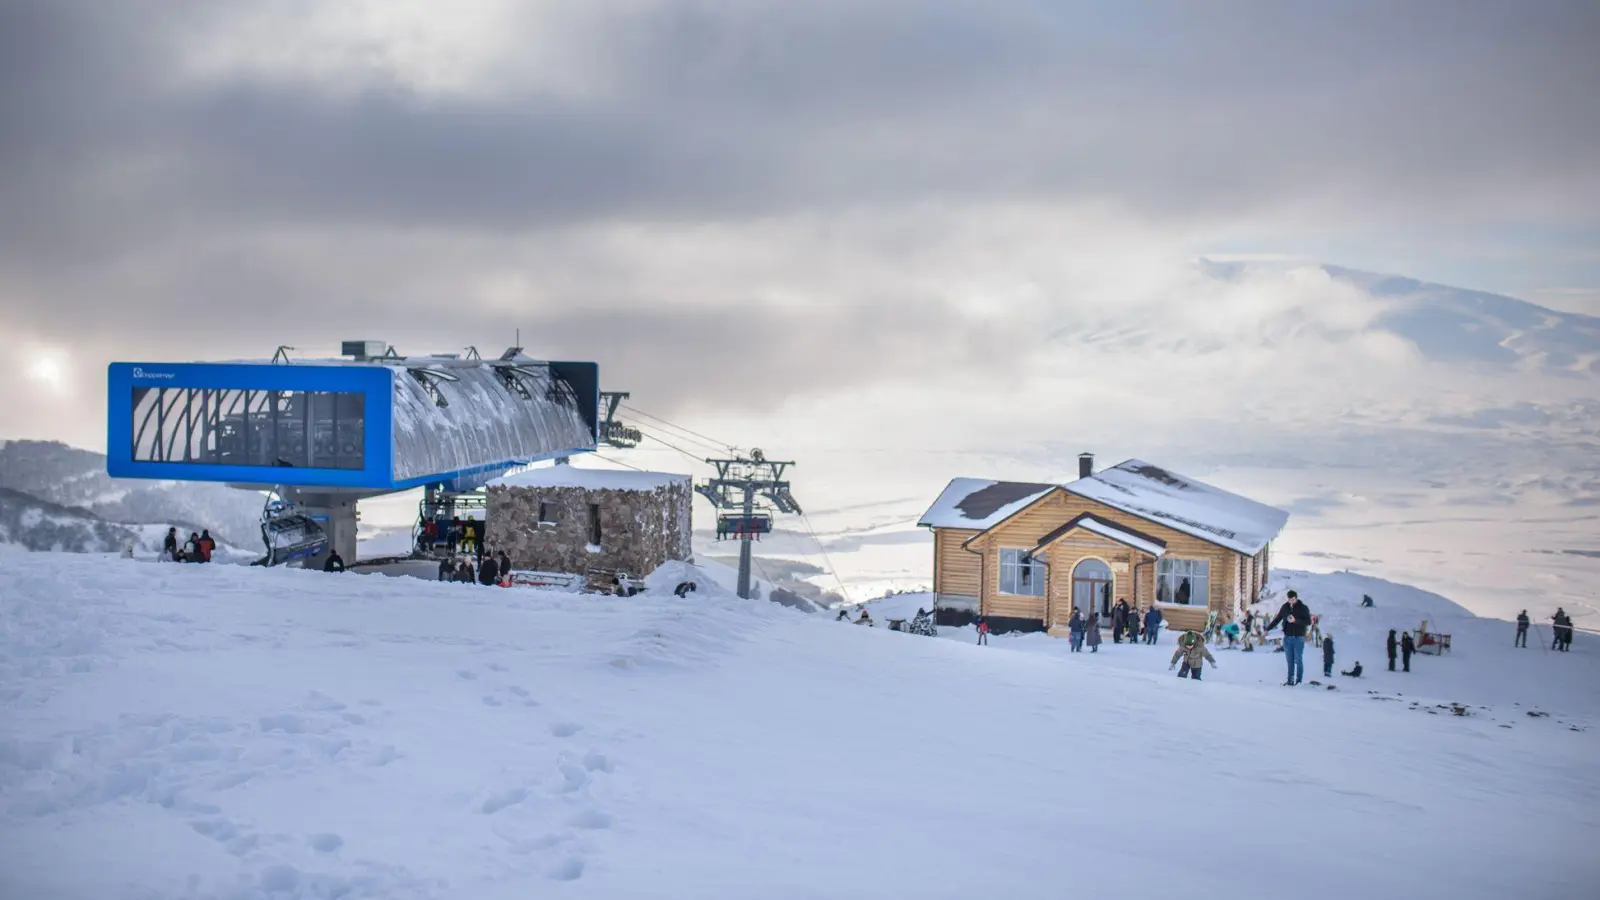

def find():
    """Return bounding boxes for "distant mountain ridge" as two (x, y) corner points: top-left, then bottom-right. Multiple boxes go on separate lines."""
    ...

(1198, 260), (1600, 376)
(0, 440), (265, 547)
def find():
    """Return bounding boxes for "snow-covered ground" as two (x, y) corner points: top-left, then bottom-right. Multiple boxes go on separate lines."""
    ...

(2, 554), (1596, 899)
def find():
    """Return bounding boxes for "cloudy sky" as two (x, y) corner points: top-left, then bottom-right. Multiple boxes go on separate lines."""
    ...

(2, 0), (1597, 452)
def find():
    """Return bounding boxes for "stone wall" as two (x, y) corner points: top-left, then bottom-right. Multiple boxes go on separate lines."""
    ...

(485, 478), (693, 578)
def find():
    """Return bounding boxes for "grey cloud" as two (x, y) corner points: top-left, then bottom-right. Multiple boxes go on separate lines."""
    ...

(2, 0), (1599, 442)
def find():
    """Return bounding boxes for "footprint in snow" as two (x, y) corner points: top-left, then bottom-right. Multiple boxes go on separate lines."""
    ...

(456, 670), (478, 681)
(487, 662), (509, 673)
(308, 833), (344, 854)
(549, 722), (582, 738)
(548, 857), (585, 882)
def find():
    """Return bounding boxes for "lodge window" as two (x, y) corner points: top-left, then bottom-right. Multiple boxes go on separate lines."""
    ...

(1157, 558), (1210, 606)
(538, 501), (557, 525)
(998, 548), (1046, 597)
(588, 503), (602, 546)
(131, 387), (365, 470)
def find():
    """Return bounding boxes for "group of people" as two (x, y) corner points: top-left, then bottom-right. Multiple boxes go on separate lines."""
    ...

(1065, 601), (1165, 652)
(162, 527), (217, 563)
(439, 548), (514, 587)
(1516, 608), (1578, 651)
(418, 516), (485, 556)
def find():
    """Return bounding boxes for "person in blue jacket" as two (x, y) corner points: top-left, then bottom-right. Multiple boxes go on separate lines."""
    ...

(1067, 609), (1086, 652)
(1143, 605), (1163, 644)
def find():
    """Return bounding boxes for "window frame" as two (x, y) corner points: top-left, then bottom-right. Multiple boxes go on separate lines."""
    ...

(1156, 557), (1211, 607)
(997, 547), (1047, 597)
(130, 386), (366, 470)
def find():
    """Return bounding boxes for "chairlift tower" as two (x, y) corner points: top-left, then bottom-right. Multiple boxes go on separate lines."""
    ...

(695, 449), (801, 600)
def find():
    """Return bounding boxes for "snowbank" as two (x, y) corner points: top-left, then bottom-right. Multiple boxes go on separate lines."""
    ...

(0, 554), (1594, 899)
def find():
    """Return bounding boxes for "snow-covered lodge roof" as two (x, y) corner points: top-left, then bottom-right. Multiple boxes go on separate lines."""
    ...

(1063, 460), (1288, 556)
(492, 465), (689, 492)
(920, 460), (1288, 556)
(1032, 513), (1168, 558)
(916, 478), (1057, 530)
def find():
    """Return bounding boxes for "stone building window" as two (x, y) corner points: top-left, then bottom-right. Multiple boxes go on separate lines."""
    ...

(588, 503), (603, 546)
(538, 501), (556, 525)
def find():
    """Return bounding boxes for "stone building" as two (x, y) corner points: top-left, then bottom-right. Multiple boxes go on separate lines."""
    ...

(485, 463), (693, 578)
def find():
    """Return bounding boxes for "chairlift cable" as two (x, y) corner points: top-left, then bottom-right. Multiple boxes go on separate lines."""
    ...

(591, 454), (648, 473)
(798, 511), (851, 604)
(639, 431), (710, 466)
(619, 405), (733, 452)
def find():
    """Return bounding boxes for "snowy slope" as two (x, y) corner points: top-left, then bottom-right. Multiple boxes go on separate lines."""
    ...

(0, 554), (1595, 899)
(864, 569), (1600, 721)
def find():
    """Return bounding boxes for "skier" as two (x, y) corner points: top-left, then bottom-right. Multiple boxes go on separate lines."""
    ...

(1085, 612), (1102, 653)
(1515, 610), (1529, 648)
(1169, 631), (1217, 680)
(976, 616), (990, 646)
(1265, 589), (1312, 686)
(196, 529), (216, 563)
(1221, 621), (1241, 648)
(1143, 605), (1163, 645)
(1400, 632), (1416, 672)
(163, 527), (179, 561)
(1068, 609), (1085, 652)
(1112, 599), (1129, 644)
(1341, 662), (1363, 678)
(322, 551), (345, 573)
(1386, 629), (1399, 671)
(1243, 608), (1256, 634)
(856, 610), (874, 627)
(478, 552), (499, 586)
(1322, 633), (1335, 678)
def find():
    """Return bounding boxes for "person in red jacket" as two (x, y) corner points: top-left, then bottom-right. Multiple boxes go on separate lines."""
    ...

(196, 529), (217, 563)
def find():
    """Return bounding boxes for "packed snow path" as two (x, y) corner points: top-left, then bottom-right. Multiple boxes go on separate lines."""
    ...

(1, 556), (1596, 899)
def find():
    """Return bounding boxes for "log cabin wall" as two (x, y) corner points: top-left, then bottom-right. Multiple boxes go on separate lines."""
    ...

(966, 489), (1245, 632)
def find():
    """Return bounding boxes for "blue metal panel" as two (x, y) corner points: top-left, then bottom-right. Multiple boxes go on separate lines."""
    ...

(106, 362), (395, 489)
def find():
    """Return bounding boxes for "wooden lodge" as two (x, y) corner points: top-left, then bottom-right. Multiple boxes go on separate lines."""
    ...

(918, 454), (1289, 635)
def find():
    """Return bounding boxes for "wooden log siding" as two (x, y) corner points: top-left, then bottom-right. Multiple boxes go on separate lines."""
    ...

(967, 489), (1244, 630)
(932, 528), (982, 599)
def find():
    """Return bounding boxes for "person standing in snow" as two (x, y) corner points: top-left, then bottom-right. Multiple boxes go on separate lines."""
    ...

(1515, 610), (1529, 648)
(1551, 609), (1573, 651)
(1143, 605), (1163, 644)
(1243, 608), (1256, 634)
(1400, 632), (1415, 672)
(1265, 589), (1312, 686)
(1322, 633), (1335, 678)
(196, 529), (216, 563)
(1386, 629), (1399, 671)
(1169, 631), (1217, 680)
(498, 551), (512, 581)
(163, 527), (179, 561)
(1111, 599), (1128, 643)
(1085, 612), (1102, 652)
(1127, 602), (1142, 644)
(478, 552), (499, 586)
(183, 532), (201, 562)
(976, 617), (990, 646)
(1068, 609), (1085, 652)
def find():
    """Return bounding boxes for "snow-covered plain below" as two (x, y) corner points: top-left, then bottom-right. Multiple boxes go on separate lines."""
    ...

(1, 555), (1596, 899)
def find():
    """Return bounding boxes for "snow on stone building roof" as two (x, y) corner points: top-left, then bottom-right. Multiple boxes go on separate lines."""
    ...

(492, 465), (690, 492)
(1063, 459), (1288, 556)
(916, 478), (1058, 530)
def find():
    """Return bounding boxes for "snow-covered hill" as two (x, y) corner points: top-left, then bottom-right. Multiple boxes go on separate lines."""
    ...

(0, 554), (1593, 899)
(0, 440), (265, 547)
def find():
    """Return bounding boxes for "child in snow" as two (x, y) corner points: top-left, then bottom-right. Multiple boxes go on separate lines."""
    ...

(1322, 634), (1335, 678)
(1068, 610), (1085, 652)
(976, 617), (990, 646)
(1341, 662), (1363, 678)
(1169, 631), (1217, 680)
